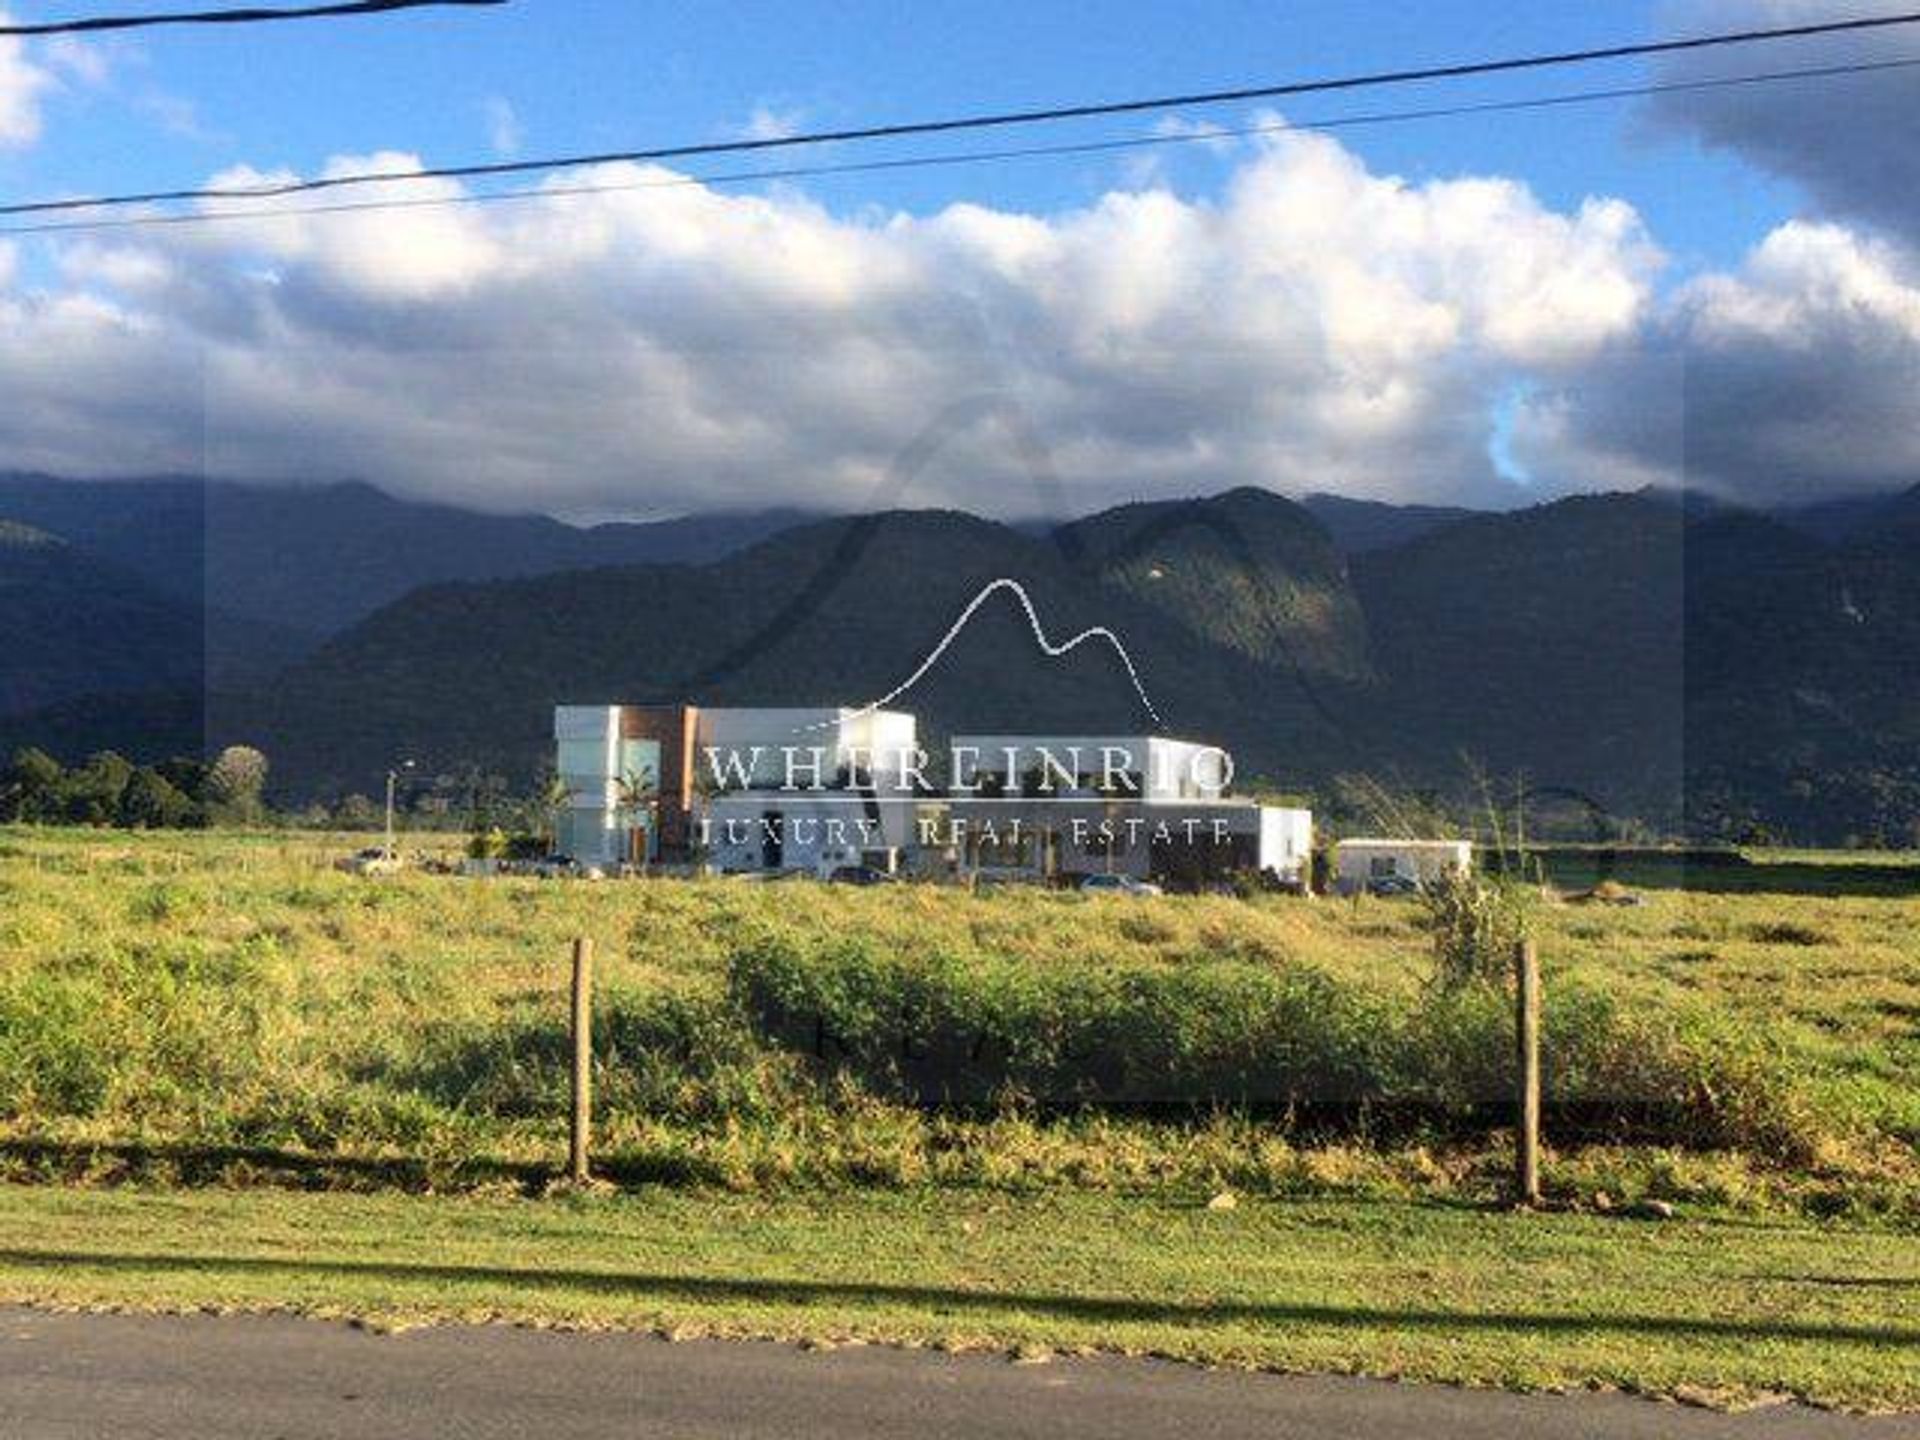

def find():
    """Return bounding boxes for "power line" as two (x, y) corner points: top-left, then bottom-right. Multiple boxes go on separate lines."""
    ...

(4, 8), (1918, 219)
(0, 0), (503, 36)
(5, 52), (1915, 238)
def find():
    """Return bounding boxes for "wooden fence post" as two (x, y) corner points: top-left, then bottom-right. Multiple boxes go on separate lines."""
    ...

(1515, 937), (1541, 1206)
(569, 936), (594, 1184)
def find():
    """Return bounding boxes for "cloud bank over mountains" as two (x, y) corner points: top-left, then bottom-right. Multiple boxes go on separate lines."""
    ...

(1650, 0), (1920, 241)
(1, 0), (1918, 518)
(1619, 0), (1920, 506)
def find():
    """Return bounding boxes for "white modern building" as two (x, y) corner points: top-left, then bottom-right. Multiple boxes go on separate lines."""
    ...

(553, 706), (1313, 886)
(944, 734), (1230, 800)
(932, 732), (1312, 887)
(553, 703), (919, 873)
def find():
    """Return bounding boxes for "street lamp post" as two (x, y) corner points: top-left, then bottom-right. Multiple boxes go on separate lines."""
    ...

(384, 760), (415, 860)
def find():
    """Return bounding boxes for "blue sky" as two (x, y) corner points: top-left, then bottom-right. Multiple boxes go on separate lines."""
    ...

(5, 0), (1800, 273)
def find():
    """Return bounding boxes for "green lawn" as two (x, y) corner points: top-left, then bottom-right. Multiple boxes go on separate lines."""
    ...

(0, 1183), (1914, 1412)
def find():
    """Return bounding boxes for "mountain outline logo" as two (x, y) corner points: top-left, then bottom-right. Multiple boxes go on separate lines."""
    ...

(804, 576), (1164, 731)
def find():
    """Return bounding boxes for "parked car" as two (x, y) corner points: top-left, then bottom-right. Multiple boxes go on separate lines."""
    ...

(969, 869), (1032, 888)
(530, 853), (604, 880)
(335, 846), (402, 877)
(1365, 875), (1421, 897)
(828, 864), (899, 886)
(1080, 873), (1163, 897)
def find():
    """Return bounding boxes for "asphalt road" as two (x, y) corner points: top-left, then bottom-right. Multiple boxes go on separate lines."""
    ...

(2, 1307), (1915, 1440)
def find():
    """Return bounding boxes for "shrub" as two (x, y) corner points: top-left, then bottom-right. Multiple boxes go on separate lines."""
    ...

(1742, 921), (1833, 947)
(724, 935), (1842, 1160)
(729, 934), (1405, 1107)
(0, 971), (118, 1116)
(467, 826), (508, 861)
(1421, 867), (1538, 989)
(393, 983), (787, 1124)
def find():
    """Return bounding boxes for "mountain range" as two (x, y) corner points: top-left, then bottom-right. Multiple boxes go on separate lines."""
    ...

(3, 473), (1917, 845)
(0, 474), (816, 667)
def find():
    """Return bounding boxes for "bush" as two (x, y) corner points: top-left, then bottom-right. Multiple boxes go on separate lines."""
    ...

(728, 935), (1411, 1108)
(0, 838), (1876, 1202)
(1421, 867), (1538, 988)
(394, 983), (788, 1124)
(724, 935), (1840, 1159)
(467, 826), (508, 860)
(0, 971), (119, 1115)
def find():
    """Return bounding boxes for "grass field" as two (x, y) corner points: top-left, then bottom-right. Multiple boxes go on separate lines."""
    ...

(1, 1183), (1915, 1411)
(0, 826), (1914, 1212)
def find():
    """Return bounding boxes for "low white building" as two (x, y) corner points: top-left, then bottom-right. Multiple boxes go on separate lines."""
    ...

(1332, 838), (1474, 894)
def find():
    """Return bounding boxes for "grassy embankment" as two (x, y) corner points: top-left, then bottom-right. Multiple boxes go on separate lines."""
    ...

(1, 1183), (1916, 1411)
(1, 826), (1914, 1215)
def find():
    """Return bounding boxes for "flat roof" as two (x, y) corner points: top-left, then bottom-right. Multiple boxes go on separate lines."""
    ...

(1335, 837), (1473, 848)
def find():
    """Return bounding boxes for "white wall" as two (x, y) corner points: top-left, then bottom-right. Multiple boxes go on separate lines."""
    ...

(1257, 806), (1314, 880)
(947, 735), (1230, 799)
(553, 705), (620, 862)
(697, 708), (919, 793)
(705, 794), (917, 874)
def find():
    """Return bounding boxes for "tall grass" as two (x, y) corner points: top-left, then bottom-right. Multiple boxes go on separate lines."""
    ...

(0, 827), (1912, 1209)
(723, 934), (1834, 1159)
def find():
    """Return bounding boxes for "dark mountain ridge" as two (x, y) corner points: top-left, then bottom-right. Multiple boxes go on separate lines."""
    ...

(1055, 487), (1372, 681)
(1296, 492), (1480, 554)
(1778, 482), (1920, 545)
(4, 476), (1917, 843)
(0, 522), (207, 717)
(0, 473), (821, 641)
(227, 499), (1363, 797)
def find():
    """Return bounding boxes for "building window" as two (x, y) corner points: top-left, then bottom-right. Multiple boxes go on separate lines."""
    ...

(619, 738), (661, 791)
(557, 738), (608, 792)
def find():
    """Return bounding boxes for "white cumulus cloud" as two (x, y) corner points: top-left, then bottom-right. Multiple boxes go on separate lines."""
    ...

(1511, 220), (1920, 504)
(0, 11), (54, 148)
(0, 127), (1679, 519)
(483, 96), (521, 158)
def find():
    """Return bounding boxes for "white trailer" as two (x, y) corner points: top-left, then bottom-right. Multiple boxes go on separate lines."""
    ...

(1333, 838), (1474, 894)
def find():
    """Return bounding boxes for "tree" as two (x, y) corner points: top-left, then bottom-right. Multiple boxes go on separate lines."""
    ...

(467, 825), (508, 860)
(205, 745), (269, 823)
(119, 768), (194, 830)
(62, 751), (134, 826)
(461, 767), (511, 834)
(612, 764), (657, 870)
(333, 793), (378, 829)
(156, 756), (210, 805)
(529, 772), (572, 852)
(1, 747), (63, 822)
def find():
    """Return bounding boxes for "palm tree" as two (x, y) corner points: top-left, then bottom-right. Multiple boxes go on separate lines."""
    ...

(533, 774), (573, 854)
(612, 764), (658, 873)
